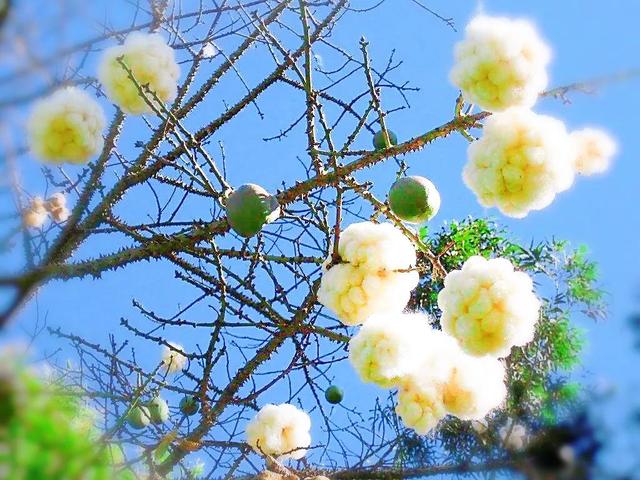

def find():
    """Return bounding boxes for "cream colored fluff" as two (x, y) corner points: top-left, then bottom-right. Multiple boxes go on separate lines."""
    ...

(245, 403), (311, 460)
(318, 222), (419, 326)
(463, 108), (575, 218)
(450, 15), (551, 112)
(438, 255), (540, 358)
(161, 342), (187, 374)
(570, 128), (618, 175)
(98, 32), (180, 114)
(27, 87), (105, 164)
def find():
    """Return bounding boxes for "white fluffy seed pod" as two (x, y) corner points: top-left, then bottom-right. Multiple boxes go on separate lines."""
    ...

(245, 403), (311, 460)
(337, 222), (417, 272)
(50, 206), (71, 223)
(22, 197), (48, 228)
(317, 264), (419, 326)
(348, 313), (437, 388)
(438, 256), (540, 358)
(161, 342), (187, 374)
(450, 15), (551, 112)
(499, 420), (528, 450)
(395, 377), (448, 435)
(317, 222), (419, 326)
(442, 353), (507, 420)
(463, 108), (575, 218)
(98, 32), (180, 115)
(27, 87), (105, 164)
(570, 128), (618, 176)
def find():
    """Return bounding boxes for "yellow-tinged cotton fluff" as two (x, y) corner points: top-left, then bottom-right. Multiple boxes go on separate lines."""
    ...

(463, 108), (575, 218)
(570, 128), (617, 176)
(46, 193), (70, 223)
(27, 87), (105, 164)
(161, 342), (187, 374)
(396, 377), (448, 435)
(337, 221), (417, 271)
(450, 15), (551, 112)
(245, 403), (311, 460)
(442, 353), (506, 420)
(98, 32), (180, 114)
(348, 313), (436, 388)
(317, 222), (419, 326)
(438, 255), (540, 358)
(22, 197), (48, 228)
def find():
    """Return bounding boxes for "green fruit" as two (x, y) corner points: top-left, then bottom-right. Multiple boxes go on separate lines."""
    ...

(225, 184), (280, 237)
(127, 405), (151, 429)
(373, 129), (398, 150)
(388, 176), (441, 224)
(179, 396), (199, 416)
(324, 385), (344, 404)
(147, 396), (169, 424)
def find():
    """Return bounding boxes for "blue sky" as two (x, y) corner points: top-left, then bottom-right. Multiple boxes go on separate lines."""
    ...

(2, 0), (640, 476)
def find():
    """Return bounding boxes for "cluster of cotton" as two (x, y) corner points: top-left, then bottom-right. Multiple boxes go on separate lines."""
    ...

(438, 255), (540, 358)
(27, 87), (105, 164)
(463, 108), (575, 218)
(348, 312), (507, 435)
(98, 32), (180, 114)
(22, 197), (48, 228)
(317, 222), (419, 326)
(450, 15), (551, 112)
(499, 420), (528, 450)
(46, 192), (71, 223)
(22, 193), (71, 228)
(161, 342), (188, 374)
(570, 128), (618, 176)
(245, 403), (311, 460)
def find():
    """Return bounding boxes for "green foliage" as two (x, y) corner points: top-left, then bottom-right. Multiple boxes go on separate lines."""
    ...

(0, 355), (127, 479)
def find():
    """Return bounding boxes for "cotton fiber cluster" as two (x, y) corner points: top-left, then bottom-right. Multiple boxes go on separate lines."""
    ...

(347, 312), (507, 434)
(463, 108), (575, 218)
(349, 313), (439, 388)
(22, 197), (48, 228)
(438, 255), (540, 358)
(245, 403), (311, 460)
(27, 87), (105, 164)
(46, 192), (70, 223)
(161, 342), (187, 374)
(570, 128), (617, 176)
(500, 420), (528, 450)
(317, 222), (419, 326)
(98, 32), (180, 114)
(450, 15), (551, 112)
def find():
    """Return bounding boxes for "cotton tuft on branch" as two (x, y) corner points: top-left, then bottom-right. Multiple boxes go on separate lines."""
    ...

(27, 87), (105, 164)
(317, 222), (419, 326)
(161, 342), (187, 374)
(438, 255), (540, 358)
(463, 108), (575, 218)
(245, 403), (311, 460)
(98, 32), (180, 114)
(450, 15), (551, 112)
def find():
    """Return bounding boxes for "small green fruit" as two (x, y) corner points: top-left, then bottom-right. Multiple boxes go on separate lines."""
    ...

(388, 176), (441, 224)
(225, 184), (280, 237)
(324, 385), (344, 404)
(127, 405), (151, 430)
(373, 130), (398, 150)
(179, 396), (199, 416)
(147, 396), (169, 424)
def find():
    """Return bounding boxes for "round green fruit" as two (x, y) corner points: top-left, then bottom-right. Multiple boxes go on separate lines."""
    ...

(324, 385), (344, 404)
(373, 129), (398, 150)
(225, 184), (280, 237)
(179, 395), (199, 416)
(147, 396), (169, 424)
(127, 405), (151, 430)
(388, 175), (441, 224)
